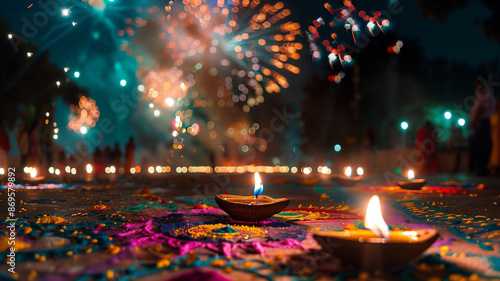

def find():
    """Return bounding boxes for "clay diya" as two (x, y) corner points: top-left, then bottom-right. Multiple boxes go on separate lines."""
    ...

(215, 172), (289, 222)
(398, 170), (427, 190)
(314, 195), (439, 270)
(331, 166), (363, 186)
(24, 167), (45, 183)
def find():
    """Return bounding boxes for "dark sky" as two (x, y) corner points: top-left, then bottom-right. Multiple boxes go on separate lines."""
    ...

(2, 0), (499, 158)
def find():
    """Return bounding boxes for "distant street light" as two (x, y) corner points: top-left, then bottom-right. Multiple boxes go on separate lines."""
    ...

(400, 121), (408, 148)
(458, 118), (466, 127)
(444, 111), (452, 120)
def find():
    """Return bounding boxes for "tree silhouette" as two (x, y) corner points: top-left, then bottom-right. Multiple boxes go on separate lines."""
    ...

(0, 18), (86, 130)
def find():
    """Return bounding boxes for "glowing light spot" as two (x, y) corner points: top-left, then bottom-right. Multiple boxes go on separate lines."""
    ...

(74, 71), (80, 78)
(120, 79), (127, 86)
(62, 9), (69, 16)
(154, 110), (160, 117)
(334, 144), (341, 152)
(302, 167), (312, 175)
(444, 111), (452, 120)
(165, 98), (175, 107)
(401, 121), (408, 130)
(357, 167), (364, 176)
(80, 127), (87, 134)
(86, 164), (93, 174)
(344, 166), (352, 177)
(458, 118), (466, 127)
(408, 170), (415, 180)
(30, 168), (37, 178)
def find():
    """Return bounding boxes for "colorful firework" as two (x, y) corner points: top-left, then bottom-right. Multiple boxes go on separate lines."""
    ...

(68, 96), (100, 133)
(307, 0), (392, 78)
(141, 67), (193, 108)
(125, 0), (302, 110)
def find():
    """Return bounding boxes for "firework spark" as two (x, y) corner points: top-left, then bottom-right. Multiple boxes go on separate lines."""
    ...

(68, 96), (100, 133)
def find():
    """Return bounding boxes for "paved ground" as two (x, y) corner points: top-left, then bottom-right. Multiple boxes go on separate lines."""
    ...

(0, 173), (499, 280)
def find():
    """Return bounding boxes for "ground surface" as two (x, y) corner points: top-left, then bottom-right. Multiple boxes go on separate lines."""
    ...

(0, 173), (499, 281)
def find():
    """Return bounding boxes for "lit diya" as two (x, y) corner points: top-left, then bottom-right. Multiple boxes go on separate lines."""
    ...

(313, 195), (438, 270)
(398, 170), (427, 190)
(331, 166), (363, 186)
(215, 172), (289, 222)
(25, 167), (45, 183)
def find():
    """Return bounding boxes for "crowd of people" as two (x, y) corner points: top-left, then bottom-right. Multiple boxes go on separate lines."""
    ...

(0, 125), (137, 177)
(412, 78), (499, 176)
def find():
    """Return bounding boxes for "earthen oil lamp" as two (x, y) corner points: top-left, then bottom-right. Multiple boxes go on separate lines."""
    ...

(398, 170), (426, 190)
(313, 195), (438, 270)
(215, 172), (289, 222)
(331, 166), (363, 186)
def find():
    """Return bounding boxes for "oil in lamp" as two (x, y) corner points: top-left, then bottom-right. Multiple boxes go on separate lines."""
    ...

(215, 172), (289, 222)
(313, 195), (438, 270)
(398, 170), (427, 190)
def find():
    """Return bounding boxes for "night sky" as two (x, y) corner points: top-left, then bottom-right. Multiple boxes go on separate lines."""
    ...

(1, 0), (499, 162)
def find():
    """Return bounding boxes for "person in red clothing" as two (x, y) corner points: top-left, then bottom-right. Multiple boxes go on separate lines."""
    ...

(415, 120), (439, 174)
(0, 125), (10, 168)
(125, 137), (135, 174)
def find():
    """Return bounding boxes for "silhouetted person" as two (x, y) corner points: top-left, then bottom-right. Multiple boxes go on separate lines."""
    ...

(209, 150), (216, 168)
(57, 148), (66, 171)
(447, 124), (465, 172)
(125, 137), (135, 173)
(102, 145), (112, 167)
(490, 101), (500, 175)
(15, 122), (29, 168)
(112, 142), (122, 168)
(28, 120), (43, 167)
(0, 125), (10, 168)
(361, 126), (376, 168)
(416, 120), (439, 174)
(42, 132), (53, 168)
(93, 147), (103, 173)
(469, 78), (496, 176)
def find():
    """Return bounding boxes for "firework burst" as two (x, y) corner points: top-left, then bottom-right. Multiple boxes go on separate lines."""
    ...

(126, 0), (302, 111)
(68, 96), (100, 133)
(307, 0), (393, 82)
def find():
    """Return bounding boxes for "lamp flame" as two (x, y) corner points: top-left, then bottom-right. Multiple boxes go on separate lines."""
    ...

(86, 164), (93, 174)
(344, 166), (352, 177)
(408, 170), (414, 180)
(30, 168), (37, 179)
(254, 172), (263, 197)
(181, 82), (187, 93)
(357, 167), (364, 176)
(364, 195), (390, 240)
